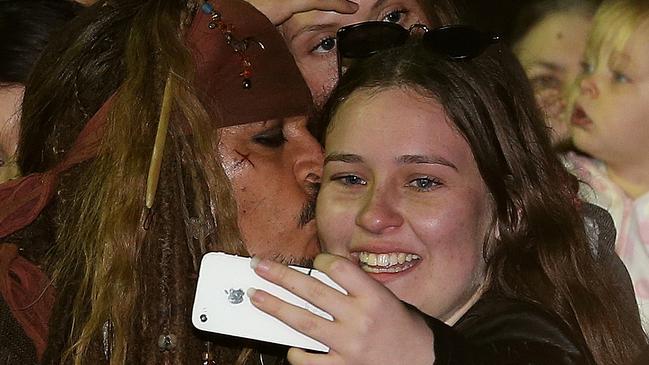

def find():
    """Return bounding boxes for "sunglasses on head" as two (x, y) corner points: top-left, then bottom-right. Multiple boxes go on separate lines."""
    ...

(336, 22), (501, 76)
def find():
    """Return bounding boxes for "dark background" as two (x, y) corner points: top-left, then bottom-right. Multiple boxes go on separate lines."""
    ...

(457, 0), (535, 40)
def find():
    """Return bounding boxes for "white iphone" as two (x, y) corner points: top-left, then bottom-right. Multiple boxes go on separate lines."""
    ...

(192, 252), (346, 352)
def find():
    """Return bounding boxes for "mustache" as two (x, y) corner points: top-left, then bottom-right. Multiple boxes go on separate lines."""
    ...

(270, 252), (314, 267)
(298, 182), (319, 228)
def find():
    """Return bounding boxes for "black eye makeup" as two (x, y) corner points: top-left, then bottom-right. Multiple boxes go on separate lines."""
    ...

(252, 125), (287, 148)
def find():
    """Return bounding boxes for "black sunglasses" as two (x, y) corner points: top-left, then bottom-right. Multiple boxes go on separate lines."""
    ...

(336, 22), (501, 76)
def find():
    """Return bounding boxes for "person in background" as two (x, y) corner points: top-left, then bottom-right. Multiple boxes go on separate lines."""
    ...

(248, 28), (649, 365)
(511, 0), (599, 148)
(277, 0), (460, 107)
(0, 0), (82, 183)
(565, 0), (649, 332)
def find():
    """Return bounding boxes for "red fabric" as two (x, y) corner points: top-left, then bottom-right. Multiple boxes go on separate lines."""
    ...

(0, 244), (56, 361)
(187, 2), (312, 127)
(0, 97), (111, 239)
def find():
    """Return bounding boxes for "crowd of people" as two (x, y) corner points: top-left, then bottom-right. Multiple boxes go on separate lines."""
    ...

(0, 0), (648, 364)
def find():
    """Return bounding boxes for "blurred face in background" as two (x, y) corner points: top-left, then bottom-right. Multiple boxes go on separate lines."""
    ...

(514, 10), (592, 145)
(570, 20), (649, 180)
(279, 0), (432, 107)
(0, 85), (23, 183)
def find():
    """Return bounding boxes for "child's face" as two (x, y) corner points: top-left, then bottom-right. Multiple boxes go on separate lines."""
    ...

(316, 87), (493, 324)
(0, 85), (23, 183)
(570, 20), (649, 166)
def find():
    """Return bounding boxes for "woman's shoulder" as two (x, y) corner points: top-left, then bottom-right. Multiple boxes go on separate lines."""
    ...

(425, 295), (594, 365)
(455, 296), (584, 348)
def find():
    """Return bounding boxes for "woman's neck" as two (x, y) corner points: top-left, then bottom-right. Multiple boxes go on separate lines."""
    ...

(606, 159), (649, 199)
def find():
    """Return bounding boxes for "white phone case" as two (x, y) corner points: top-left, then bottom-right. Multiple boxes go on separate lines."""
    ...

(192, 252), (346, 352)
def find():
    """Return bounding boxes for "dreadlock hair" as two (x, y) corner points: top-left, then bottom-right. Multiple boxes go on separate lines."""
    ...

(17, 1), (254, 363)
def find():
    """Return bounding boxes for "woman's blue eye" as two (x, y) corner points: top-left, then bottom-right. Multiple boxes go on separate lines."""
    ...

(344, 175), (365, 185)
(382, 9), (407, 23)
(408, 177), (439, 191)
(333, 175), (366, 186)
(312, 37), (337, 54)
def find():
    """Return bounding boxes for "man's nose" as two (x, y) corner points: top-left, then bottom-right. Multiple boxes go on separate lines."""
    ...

(293, 131), (324, 193)
(356, 186), (404, 234)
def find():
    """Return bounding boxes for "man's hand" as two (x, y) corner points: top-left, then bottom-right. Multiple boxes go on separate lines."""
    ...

(246, 0), (358, 25)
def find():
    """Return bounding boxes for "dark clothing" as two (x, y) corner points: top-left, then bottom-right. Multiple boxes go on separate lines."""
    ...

(0, 298), (38, 365)
(428, 296), (595, 364)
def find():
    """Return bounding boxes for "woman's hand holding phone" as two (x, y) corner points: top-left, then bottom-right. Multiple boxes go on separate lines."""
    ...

(249, 253), (436, 365)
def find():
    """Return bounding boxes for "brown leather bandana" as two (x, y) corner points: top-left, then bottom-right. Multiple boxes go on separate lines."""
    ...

(0, 1), (313, 238)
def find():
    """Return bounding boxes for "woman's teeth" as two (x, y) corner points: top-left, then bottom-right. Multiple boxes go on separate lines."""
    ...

(358, 252), (421, 273)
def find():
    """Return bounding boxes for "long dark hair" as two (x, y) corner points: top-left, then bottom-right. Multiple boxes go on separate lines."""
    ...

(17, 1), (244, 364)
(319, 41), (648, 365)
(0, 0), (82, 85)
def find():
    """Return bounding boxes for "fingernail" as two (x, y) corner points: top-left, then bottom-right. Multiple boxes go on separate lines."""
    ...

(250, 256), (260, 269)
(347, 1), (359, 10)
(250, 256), (270, 273)
(247, 288), (262, 303)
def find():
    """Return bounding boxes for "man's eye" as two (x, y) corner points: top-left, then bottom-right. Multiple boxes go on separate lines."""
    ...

(407, 177), (440, 191)
(252, 129), (287, 148)
(311, 37), (337, 54)
(382, 9), (408, 24)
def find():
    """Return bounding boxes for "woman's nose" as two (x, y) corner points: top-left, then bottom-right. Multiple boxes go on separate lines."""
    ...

(356, 188), (404, 234)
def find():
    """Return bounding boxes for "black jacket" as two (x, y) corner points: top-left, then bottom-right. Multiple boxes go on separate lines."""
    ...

(427, 296), (595, 365)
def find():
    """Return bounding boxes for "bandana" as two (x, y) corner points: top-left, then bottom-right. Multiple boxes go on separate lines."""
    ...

(0, 1), (312, 238)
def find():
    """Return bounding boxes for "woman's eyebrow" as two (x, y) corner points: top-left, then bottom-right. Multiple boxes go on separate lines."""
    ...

(396, 154), (457, 170)
(324, 153), (363, 164)
(290, 23), (338, 42)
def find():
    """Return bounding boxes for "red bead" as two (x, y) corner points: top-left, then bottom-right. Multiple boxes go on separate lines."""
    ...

(241, 69), (252, 78)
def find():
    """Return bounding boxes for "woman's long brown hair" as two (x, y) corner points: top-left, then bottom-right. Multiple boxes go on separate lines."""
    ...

(319, 42), (648, 364)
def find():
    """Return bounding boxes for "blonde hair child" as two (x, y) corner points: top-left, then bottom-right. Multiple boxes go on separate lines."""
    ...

(566, 0), (649, 332)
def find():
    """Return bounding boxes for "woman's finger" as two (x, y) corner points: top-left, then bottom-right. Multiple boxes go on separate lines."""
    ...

(247, 287), (336, 345)
(251, 257), (351, 320)
(287, 347), (340, 365)
(313, 253), (389, 299)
